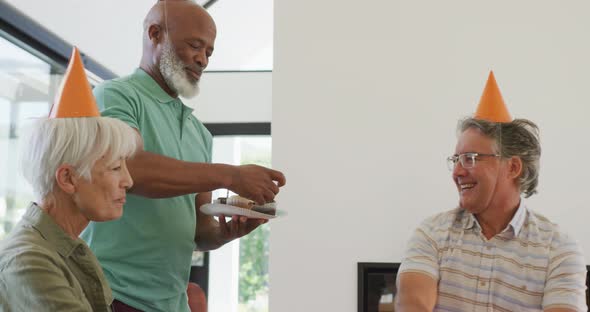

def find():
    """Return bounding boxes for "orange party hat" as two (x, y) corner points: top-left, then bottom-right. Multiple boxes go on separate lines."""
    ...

(48, 47), (100, 118)
(474, 71), (512, 123)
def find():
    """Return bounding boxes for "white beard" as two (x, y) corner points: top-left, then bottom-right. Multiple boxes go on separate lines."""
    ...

(159, 39), (200, 100)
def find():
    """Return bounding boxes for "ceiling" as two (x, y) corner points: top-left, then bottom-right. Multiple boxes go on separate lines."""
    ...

(3, 0), (273, 76)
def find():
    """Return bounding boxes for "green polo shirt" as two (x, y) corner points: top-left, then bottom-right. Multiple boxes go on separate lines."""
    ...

(0, 203), (113, 311)
(81, 69), (212, 312)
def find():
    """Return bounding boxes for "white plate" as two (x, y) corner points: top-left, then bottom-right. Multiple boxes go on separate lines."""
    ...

(200, 203), (285, 219)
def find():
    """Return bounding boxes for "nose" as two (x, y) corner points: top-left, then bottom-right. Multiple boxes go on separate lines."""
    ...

(452, 160), (468, 179)
(121, 160), (134, 190)
(195, 50), (208, 69)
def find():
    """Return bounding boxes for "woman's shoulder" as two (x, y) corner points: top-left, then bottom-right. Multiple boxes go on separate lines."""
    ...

(0, 226), (63, 272)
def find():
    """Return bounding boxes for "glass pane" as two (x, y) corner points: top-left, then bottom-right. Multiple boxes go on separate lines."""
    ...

(367, 272), (397, 312)
(209, 135), (271, 312)
(206, 0), (273, 71)
(0, 31), (107, 241)
(236, 137), (271, 312)
(0, 35), (56, 239)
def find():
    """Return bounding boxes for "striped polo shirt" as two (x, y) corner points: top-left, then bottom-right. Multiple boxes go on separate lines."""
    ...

(399, 200), (587, 312)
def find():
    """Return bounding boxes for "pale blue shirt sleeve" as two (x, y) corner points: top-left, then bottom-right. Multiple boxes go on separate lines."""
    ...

(398, 217), (441, 281)
(542, 230), (587, 311)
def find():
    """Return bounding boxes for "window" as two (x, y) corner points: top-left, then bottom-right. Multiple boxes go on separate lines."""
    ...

(0, 35), (57, 239)
(0, 2), (113, 240)
(0, 25), (109, 240)
(206, 0), (273, 71)
(208, 135), (272, 312)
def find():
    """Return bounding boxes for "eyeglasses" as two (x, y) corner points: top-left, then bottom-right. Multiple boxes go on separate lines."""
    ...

(446, 152), (501, 171)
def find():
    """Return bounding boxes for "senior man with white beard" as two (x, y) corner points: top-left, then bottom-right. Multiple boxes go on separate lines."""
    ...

(80, 1), (286, 311)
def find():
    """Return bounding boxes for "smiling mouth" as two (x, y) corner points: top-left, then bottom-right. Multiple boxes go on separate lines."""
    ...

(459, 183), (476, 192)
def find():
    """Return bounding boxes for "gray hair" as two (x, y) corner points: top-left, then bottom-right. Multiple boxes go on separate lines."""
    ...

(458, 117), (541, 198)
(21, 117), (139, 200)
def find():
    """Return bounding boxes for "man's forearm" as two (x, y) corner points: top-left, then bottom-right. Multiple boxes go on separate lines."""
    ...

(194, 192), (225, 251)
(195, 225), (224, 251)
(127, 150), (234, 198)
(396, 272), (438, 312)
(396, 293), (435, 312)
(395, 301), (433, 312)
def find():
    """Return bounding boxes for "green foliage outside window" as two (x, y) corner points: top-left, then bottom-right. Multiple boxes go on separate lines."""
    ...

(239, 223), (269, 302)
(238, 141), (272, 311)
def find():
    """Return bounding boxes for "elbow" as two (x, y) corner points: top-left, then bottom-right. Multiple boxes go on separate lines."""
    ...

(194, 238), (222, 252)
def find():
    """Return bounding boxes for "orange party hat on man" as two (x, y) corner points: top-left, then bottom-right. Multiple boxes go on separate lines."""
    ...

(474, 71), (512, 123)
(48, 47), (100, 118)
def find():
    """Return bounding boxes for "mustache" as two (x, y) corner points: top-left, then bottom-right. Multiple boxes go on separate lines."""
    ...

(185, 65), (205, 74)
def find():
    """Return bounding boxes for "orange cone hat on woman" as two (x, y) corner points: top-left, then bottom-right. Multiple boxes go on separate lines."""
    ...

(48, 47), (100, 118)
(474, 71), (512, 123)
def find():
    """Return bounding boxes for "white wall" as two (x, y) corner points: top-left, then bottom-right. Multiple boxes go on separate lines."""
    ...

(271, 1), (590, 311)
(191, 72), (272, 123)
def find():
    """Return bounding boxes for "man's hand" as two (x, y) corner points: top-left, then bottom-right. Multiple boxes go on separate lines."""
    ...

(218, 215), (267, 243)
(229, 165), (286, 204)
(126, 130), (287, 200)
(196, 193), (269, 251)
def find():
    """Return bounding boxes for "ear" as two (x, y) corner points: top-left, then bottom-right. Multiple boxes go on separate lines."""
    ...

(147, 24), (163, 44)
(55, 165), (77, 194)
(506, 156), (523, 181)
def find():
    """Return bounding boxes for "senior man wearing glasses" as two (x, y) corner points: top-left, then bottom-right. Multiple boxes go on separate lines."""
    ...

(395, 72), (587, 312)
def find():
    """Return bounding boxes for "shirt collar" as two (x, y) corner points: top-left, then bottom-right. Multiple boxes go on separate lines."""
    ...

(132, 68), (177, 104)
(22, 203), (85, 258)
(462, 212), (474, 230)
(132, 68), (196, 114)
(507, 197), (526, 237)
(461, 197), (527, 237)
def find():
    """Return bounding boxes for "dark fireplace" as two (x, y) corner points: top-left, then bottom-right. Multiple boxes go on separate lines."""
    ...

(358, 263), (400, 312)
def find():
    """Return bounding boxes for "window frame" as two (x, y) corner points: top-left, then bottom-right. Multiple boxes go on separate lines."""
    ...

(191, 122), (271, 300)
(0, 1), (116, 81)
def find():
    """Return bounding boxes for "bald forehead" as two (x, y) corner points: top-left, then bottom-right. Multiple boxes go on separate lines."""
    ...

(143, 0), (216, 32)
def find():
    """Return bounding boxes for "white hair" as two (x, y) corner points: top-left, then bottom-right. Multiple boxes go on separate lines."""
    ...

(21, 117), (139, 200)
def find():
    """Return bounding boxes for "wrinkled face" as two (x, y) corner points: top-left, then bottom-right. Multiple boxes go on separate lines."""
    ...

(159, 11), (216, 99)
(160, 37), (200, 99)
(73, 157), (133, 221)
(452, 128), (504, 214)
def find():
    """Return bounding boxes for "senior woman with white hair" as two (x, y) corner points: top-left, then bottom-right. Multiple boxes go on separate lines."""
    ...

(0, 48), (138, 311)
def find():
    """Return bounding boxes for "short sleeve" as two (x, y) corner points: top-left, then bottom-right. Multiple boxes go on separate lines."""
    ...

(0, 250), (91, 311)
(542, 231), (587, 311)
(94, 81), (140, 131)
(398, 219), (441, 281)
(205, 130), (212, 163)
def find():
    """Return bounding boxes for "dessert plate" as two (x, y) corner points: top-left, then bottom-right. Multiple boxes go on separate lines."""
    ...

(200, 203), (287, 219)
